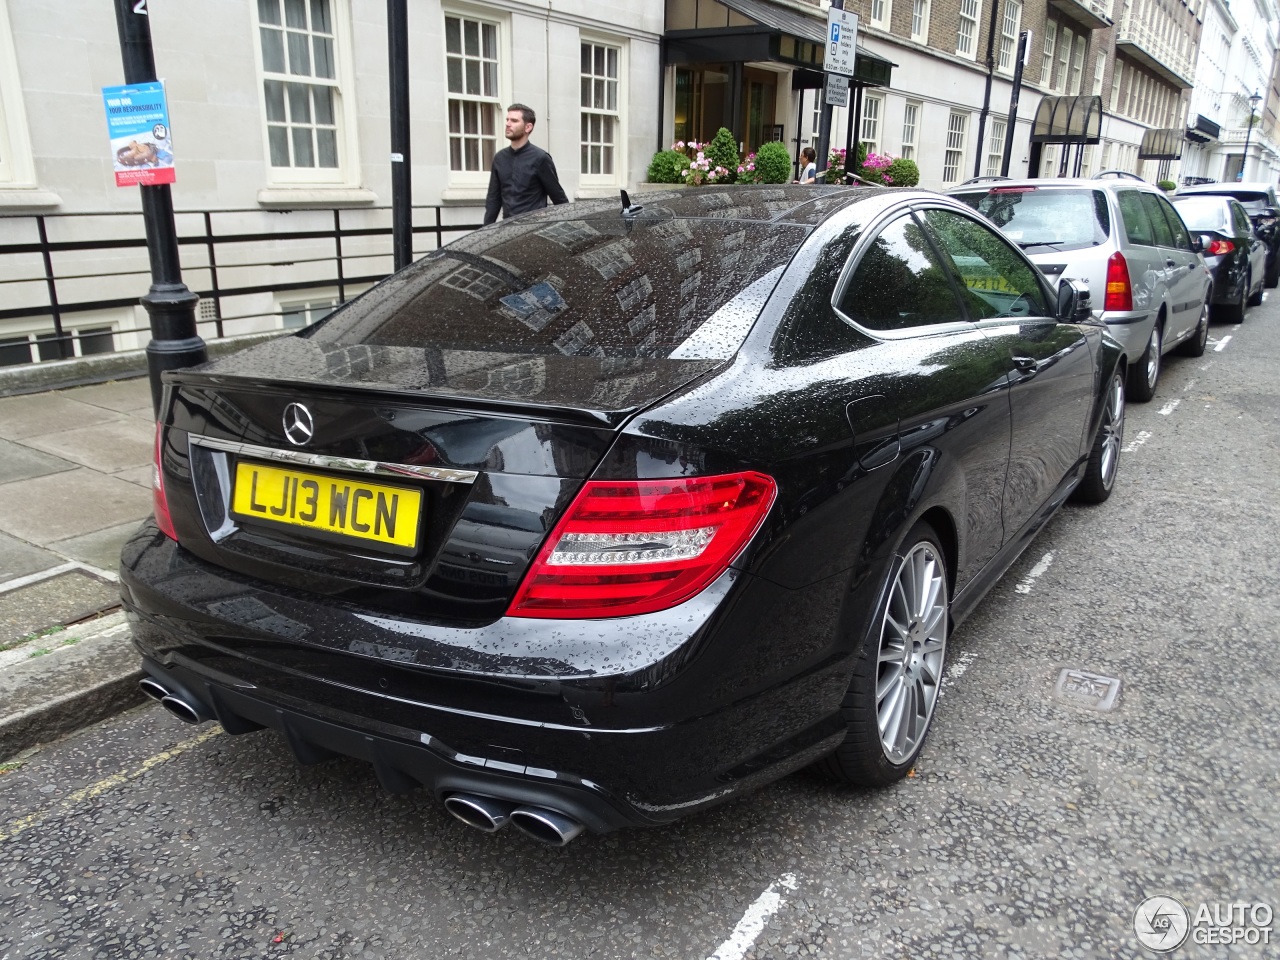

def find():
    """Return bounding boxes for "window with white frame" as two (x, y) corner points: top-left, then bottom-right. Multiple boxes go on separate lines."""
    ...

(861, 96), (882, 153)
(581, 41), (620, 180)
(985, 120), (1005, 177)
(445, 13), (501, 173)
(1093, 53), (1107, 97)
(1040, 143), (1059, 178)
(870, 0), (892, 29)
(998, 1), (1022, 74)
(1056, 26), (1073, 94)
(1068, 34), (1086, 95)
(280, 297), (338, 329)
(956, 0), (980, 58)
(901, 101), (919, 160)
(0, 324), (116, 366)
(911, 0), (930, 42)
(1111, 61), (1123, 112)
(1040, 21), (1057, 87)
(943, 112), (967, 182)
(0, 0), (37, 188)
(255, 0), (344, 178)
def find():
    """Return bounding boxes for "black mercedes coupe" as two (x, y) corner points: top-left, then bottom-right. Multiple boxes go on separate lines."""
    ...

(122, 186), (1126, 846)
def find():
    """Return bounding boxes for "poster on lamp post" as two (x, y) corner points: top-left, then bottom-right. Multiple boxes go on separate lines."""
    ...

(102, 81), (175, 186)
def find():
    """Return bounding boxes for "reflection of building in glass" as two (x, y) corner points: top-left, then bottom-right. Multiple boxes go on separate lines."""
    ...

(614, 275), (654, 312)
(482, 357), (547, 397)
(579, 239), (635, 279)
(441, 264), (506, 300)
(553, 320), (603, 357)
(537, 220), (601, 251)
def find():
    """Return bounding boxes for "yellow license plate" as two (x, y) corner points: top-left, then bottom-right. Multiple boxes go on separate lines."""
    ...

(230, 461), (423, 551)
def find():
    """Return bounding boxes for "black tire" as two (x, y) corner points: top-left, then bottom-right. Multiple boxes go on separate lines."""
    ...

(1072, 368), (1125, 504)
(1126, 322), (1161, 403)
(1177, 297), (1210, 358)
(817, 522), (949, 786)
(1219, 272), (1247, 324)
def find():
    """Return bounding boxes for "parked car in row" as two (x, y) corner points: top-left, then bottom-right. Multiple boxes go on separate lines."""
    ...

(1171, 194), (1268, 323)
(122, 186), (1126, 844)
(1176, 181), (1280, 288)
(950, 173), (1212, 401)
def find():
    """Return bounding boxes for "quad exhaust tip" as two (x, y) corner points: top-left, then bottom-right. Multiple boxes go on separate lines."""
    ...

(443, 792), (585, 846)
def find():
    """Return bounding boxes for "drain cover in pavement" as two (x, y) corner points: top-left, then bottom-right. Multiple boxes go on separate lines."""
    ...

(1054, 668), (1122, 711)
(0, 569), (120, 647)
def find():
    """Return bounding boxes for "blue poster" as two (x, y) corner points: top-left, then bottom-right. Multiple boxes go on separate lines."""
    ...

(102, 81), (175, 186)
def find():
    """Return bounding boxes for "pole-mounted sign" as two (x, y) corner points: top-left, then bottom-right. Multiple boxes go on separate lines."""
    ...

(823, 8), (859, 77)
(103, 81), (175, 187)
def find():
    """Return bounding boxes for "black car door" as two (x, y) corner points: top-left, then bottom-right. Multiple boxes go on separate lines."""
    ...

(916, 206), (1094, 543)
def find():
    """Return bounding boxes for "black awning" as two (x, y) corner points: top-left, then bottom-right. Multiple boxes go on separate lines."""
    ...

(1139, 128), (1185, 160)
(718, 0), (825, 43)
(1030, 95), (1103, 144)
(1185, 114), (1221, 144)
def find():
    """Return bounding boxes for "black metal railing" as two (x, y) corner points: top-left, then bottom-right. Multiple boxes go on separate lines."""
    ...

(0, 204), (484, 364)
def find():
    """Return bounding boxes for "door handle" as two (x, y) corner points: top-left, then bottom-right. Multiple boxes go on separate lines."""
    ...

(1012, 355), (1038, 372)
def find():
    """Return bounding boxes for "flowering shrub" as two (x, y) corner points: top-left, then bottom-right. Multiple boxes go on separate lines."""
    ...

(824, 147), (848, 183)
(646, 134), (789, 185)
(673, 143), (733, 185)
(737, 153), (763, 184)
(859, 151), (896, 184)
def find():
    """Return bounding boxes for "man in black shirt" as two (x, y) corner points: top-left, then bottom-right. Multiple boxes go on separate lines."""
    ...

(483, 103), (569, 225)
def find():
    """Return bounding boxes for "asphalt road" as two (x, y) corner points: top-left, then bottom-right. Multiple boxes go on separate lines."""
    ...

(2, 297), (1278, 960)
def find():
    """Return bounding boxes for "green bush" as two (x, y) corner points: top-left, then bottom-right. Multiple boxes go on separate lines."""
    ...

(885, 157), (920, 187)
(705, 127), (741, 184)
(647, 149), (688, 184)
(1157, 179), (1177, 192)
(753, 141), (791, 184)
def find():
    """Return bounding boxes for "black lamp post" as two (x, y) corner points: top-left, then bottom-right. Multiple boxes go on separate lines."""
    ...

(1241, 90), (1263, 182)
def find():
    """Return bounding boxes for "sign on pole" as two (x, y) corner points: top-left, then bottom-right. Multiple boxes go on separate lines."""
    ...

(102, 81), (175, 187)
(823, 9), (859, 77)
(825, 74), (850, 108)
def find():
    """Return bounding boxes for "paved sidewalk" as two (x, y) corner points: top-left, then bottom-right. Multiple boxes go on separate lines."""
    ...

(0, 376), (156, 760)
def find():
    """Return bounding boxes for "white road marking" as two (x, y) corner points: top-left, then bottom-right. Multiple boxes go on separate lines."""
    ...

(1158, 399), (1181, 416)
(1183, 378), (1198, 392)
(1015, 552), (1054, 594)
(1213, 335), (1232, 352)
(1123, 430), (1153, 453)
(706, 874), (798, 960)
(942, 651), (977, 692)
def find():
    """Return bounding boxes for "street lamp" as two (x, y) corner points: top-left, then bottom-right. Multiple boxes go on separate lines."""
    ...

(1241, 89), (1263, 182)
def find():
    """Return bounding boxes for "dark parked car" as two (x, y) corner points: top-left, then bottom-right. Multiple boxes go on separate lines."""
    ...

(123, 187), (1126, 845)
(1171, 194), (1267, 323)
(1176, 182), (1280, 287)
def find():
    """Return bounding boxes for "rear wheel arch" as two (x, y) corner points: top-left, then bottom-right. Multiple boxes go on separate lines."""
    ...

(917, 506), (958, 598)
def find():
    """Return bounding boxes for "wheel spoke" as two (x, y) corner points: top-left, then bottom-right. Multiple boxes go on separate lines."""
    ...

(877, 662), (904, 700)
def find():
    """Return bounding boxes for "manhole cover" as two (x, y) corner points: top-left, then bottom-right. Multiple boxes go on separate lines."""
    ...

(1054, 669), (1122, 711)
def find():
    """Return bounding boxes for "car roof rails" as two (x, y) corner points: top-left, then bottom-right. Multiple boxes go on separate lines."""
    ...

(1094, 170), (1145, 181)
(956, 175), (1011, 186)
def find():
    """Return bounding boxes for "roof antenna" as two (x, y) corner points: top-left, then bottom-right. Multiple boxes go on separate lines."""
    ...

(620, 189), (644, 218)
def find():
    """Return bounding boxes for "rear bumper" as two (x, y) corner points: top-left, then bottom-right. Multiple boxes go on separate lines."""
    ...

(120, 523), (854, 831)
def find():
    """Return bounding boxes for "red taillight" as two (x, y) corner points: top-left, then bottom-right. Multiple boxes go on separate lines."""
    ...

(507, 471), (777, 619)
(1103, 251), (1133, 312)
(153, 422), (178, 541)
(1206, 238), (1235, 256)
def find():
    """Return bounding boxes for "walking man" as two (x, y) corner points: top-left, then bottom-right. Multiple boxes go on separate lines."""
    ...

(483, 104), (569, 225)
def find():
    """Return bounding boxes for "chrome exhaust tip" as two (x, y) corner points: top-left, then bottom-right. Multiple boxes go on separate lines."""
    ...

(159, 695), (203, 725)
(509, 806), (585, 847)
(138, 678), (169, 702)
(442, 793), (515, 833)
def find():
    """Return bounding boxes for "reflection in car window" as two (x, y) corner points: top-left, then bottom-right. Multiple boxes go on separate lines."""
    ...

(1154, 195), (1192, 251)
(919, 208), (1049, 320)
(1231, 201), (1253, 236)
(309, 218), (808, 359)
(837, 214), (964, 332)
(950, 187), (1109, 252)
(1139, 193), (1175, 247)
(1117, 190), (1155, 246)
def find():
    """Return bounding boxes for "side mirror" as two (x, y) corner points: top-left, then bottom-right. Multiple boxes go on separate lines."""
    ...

(1193, 234), (1210, 254)
(1057, 277), (1093, 323)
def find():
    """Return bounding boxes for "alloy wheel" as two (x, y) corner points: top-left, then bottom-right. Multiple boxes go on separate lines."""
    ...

(876, 541), (948, 761)
(1098, 370), (1125, 489)
(1144, 325), (1161, 389)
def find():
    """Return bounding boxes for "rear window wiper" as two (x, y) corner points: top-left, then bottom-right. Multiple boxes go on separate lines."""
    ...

(1016, 239), (1065, 249)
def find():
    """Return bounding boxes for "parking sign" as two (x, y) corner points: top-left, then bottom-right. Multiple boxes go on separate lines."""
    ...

(823, 9), (859, 77)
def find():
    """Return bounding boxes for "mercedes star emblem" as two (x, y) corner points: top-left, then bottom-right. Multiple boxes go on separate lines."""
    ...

(282, 402), (315, 446)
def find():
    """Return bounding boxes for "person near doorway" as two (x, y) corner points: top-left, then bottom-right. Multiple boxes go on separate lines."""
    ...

(484, 104), (569, 225)
(795, 147), (818, 185)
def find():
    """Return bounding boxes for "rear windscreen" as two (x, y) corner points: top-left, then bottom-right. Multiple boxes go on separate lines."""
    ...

(310, 216), (808, 359)
(950, 188), (1110, 252)
(1227, 192), (1269, 213)
(1171, 197), (1230, 232)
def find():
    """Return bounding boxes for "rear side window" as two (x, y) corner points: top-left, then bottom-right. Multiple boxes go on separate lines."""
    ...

(919, 208), (1049, 320)
(837, 213), (964, 332)
(952, 187), (1110, 252)
(311, 216), (808, 359)
(1117, 190), (1155, 246)
(1138, 193), (1175, 247)
(1231, 201), (1253, 236)
(1153, 195), (1192, 251)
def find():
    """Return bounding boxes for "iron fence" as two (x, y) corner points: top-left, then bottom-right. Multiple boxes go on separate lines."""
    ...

(0, 204), (484, 364)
